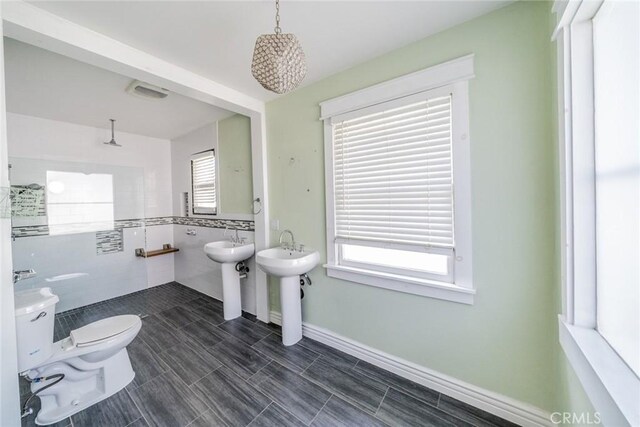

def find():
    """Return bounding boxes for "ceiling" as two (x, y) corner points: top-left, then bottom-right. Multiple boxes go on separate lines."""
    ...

(3, 38), (236, 139)
(28, 1), (511, 102)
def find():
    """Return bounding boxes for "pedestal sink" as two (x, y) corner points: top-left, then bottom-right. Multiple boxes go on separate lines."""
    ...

(204, 241), (255, 320)
(256, 247), (320, 345)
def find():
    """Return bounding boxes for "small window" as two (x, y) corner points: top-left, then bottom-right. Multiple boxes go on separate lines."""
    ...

(191, 150), (217, 215)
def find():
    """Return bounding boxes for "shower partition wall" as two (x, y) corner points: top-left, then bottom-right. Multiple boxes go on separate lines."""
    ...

(9, 157), (149, 312)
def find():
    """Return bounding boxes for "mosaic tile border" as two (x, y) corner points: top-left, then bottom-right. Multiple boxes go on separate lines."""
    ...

(12, 216), (254, 238)
(96, 229), (124, 255)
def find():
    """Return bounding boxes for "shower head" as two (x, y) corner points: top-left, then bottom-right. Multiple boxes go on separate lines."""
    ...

(104, 119), (122, 147)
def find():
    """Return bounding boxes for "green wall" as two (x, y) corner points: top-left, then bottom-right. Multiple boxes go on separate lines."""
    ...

(218, 114), (253, 214)
(266, 0), (591, 415)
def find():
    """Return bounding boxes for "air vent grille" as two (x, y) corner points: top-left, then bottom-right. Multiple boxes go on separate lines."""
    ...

(126, 80), (169, 100)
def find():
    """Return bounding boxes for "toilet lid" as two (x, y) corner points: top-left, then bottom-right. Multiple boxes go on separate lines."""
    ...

(70, 315), (140, 347)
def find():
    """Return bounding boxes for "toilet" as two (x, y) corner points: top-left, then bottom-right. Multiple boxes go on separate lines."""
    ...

(15, 287), (141, 426)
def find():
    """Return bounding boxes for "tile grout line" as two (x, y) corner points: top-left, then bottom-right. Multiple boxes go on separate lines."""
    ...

(307, 393), (333, 426)
(299, 353), (322, 376)
(186, 373), (220, 427)
(244, 402), (272, 427)
(374, 386), (390, 416)
(244, 361), (274, 386)
(237, 363), (315, 427)
(297, 367), (379, 417)
(267, 400), (312, 427)
(125, 386), (151, 427)
(351, 365), (442, 410)
(185, 362), (223, 389)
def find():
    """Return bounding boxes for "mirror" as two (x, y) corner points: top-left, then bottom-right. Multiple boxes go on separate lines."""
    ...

(4, 37), (253, 226)
(170, 113), (253, 218)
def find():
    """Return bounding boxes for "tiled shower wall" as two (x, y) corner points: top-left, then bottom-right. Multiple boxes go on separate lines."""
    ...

(12, 220), (255, 313)
(12, 227), (148, 312)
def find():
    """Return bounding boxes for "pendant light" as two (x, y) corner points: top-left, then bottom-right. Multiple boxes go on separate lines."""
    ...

(251, 0), (307, 94)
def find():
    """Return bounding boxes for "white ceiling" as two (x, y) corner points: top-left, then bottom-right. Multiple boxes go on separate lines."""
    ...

(3, 38), (236, 139)
(28, 1), (511, 102)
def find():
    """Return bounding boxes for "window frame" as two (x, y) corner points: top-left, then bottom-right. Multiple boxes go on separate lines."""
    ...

(190, 149), (218, 216)
(321, 55), (474, 305)
(554, 1), (640, 425)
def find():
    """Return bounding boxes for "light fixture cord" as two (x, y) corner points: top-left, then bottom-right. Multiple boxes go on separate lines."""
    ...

(274, 0), (281, 34)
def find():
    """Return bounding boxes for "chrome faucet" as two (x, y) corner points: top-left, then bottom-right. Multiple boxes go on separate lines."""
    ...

(14, 269), (36, 284)
(279, 230), (295, 250)
(225, 226), (246, 245)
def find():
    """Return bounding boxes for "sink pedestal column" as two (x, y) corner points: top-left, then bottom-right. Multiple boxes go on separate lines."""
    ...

(279, 276), (302, 346)
(221, 263), (242, 320)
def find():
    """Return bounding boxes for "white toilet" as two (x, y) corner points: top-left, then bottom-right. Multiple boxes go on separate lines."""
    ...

(15, 287), (142, 426)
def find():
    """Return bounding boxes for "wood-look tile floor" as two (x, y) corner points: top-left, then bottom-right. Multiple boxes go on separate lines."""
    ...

(20, 282), (518, 427)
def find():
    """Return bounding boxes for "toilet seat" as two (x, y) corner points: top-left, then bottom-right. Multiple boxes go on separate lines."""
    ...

(70, 315), (140, 348)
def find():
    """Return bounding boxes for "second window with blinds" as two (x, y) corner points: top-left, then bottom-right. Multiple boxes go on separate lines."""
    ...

(322, 58), (474, 304)
(191, 149), (217, 215)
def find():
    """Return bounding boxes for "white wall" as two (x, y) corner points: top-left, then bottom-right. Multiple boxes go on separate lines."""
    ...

(171, 124), (257, 314)
(174, 225), (256, 314)
(7, 113), (175, 309)
(0, 8), (21, 425)
(12, 228), (149, 312)
(7, 112), (173, 218)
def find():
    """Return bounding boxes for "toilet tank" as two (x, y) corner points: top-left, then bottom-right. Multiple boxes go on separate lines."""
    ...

(14, 287), (59, 372)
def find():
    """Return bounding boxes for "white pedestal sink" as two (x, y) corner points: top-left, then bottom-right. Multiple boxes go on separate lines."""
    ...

(204, 241), (255, 320)
(256, 247), (320, 346)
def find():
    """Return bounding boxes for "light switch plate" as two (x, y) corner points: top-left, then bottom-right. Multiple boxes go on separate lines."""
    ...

(270, 219), (280, 231)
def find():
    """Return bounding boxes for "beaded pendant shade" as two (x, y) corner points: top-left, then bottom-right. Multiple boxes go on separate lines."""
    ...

(251, 0), (307, 94)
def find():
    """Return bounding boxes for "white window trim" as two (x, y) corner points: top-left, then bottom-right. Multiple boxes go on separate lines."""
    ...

(553, 1), (640, 425)
(191, 148), (219, 216)
(320, 55), (474, 305)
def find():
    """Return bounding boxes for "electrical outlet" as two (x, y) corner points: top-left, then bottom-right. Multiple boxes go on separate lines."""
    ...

(270, 219), (280, 231)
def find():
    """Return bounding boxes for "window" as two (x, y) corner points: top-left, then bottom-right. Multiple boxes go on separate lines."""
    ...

(592, 0), (639, 379)
(46, 171), (114, 235)
(555, 0), (639, 424)
(321, 55), (474, 304)
(191, 150), (217, 215)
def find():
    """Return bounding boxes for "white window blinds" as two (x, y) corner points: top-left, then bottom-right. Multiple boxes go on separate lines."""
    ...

(191, 150), (217, 215)
(333, 94), (454, 249)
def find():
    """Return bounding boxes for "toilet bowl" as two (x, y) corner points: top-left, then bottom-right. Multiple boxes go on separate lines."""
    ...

(15, 288), (141, 426)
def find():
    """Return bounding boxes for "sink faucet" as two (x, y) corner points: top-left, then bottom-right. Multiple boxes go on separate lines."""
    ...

(13, 269), (36, 284)
(225, 226), (246, 245)
(279, 230), (295, 250)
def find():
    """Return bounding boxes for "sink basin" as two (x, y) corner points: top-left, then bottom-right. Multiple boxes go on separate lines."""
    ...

(203, 240), (255, 321)
(204, 240), (255, 263)
(256, 247), (320, 277)
(256, 246), (320, 346)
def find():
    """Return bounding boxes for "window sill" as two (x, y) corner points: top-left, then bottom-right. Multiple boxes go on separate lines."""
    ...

(324, 264), (474, 304)
(558, 316), (640, 426)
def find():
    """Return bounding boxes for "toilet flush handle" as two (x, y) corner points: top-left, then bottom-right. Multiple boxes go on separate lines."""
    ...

(31, 312), (47, 322)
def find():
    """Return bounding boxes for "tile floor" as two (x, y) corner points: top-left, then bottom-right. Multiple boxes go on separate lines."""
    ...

(20, 282), (518, 427)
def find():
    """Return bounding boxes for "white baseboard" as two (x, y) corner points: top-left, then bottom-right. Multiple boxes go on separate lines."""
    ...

(269, 311), (552, 427)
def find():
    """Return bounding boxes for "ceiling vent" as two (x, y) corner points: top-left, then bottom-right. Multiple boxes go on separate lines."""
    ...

(126, 80), (169, 100)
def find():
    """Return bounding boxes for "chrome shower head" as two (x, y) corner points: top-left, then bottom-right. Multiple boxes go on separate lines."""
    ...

(104, 119), (122, 147)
